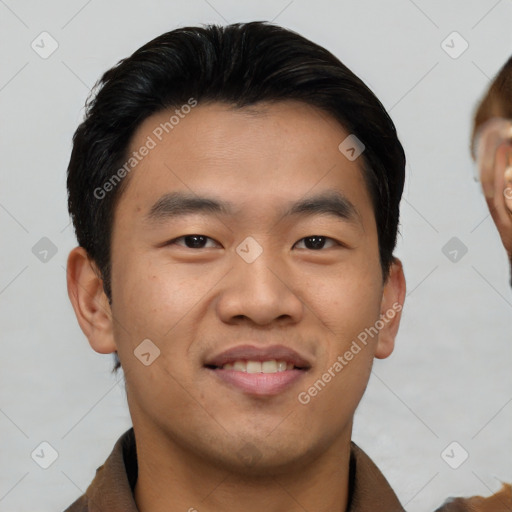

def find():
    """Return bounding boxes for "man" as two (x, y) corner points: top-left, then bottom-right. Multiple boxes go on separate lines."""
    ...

(63, 21), (498, 512)
(433, 56), (512, 512)
(436, 55), (512, 511)
(472, 56), (512, 283)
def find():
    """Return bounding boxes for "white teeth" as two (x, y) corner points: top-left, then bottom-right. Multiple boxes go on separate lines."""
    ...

(233, 361), (246, 372)
(261, 360), (277, 373)
(247, 361), (262, 373)
(221, 360), (294, 373)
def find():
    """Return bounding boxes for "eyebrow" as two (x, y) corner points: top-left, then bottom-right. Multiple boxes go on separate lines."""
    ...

(281, 191), (360, 225)
(146, 192), (232, 221)
(145, 191), (361, 226)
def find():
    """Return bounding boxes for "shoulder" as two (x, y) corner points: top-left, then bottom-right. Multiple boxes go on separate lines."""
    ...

(435, 483), (511, 511)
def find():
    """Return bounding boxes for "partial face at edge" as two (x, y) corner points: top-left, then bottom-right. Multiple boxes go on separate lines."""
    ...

(101, 101), (404, 472)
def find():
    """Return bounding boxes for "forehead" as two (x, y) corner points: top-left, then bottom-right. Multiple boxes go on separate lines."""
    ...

(116, 100), (374, 224)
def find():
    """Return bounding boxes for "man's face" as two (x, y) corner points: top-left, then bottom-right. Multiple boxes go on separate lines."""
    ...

(106, 101), (399, 473)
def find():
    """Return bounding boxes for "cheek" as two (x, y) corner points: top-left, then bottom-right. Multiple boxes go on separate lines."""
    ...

(306, 258), (382, 336)
(110, 259), (204, 418)
(110, 253), (230, 378)
(111, 254), (204, 336)
(299, 276), (380, 429)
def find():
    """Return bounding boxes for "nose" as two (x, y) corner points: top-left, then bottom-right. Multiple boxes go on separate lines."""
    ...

(215, 248), (304, 327)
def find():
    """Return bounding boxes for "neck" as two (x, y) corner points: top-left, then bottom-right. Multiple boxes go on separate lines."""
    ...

(133, 423), (352, 512)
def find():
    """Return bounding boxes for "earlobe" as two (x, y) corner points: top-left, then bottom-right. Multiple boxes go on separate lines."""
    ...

(375, 257), (406, 359)
(66, 247), (117, 354)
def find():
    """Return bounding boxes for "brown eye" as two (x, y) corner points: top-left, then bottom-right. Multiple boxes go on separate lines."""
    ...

(294, 236), (337, 250)
(171, 235), (219, 249)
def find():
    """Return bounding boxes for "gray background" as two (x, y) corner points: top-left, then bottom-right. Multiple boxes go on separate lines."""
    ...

(1, 1), (511, 510)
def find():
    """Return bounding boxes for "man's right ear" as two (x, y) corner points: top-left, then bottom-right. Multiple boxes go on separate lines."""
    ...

(66, 247), (117, 354)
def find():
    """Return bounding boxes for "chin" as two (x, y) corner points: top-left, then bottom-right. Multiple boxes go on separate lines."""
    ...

(199, 435), (322, 477)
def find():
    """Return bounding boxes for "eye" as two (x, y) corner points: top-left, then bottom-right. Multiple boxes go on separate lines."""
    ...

(294, 236), (338, 250)
(169, 234), (220, 249)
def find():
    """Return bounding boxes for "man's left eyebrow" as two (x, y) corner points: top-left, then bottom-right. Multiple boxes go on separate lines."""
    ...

(281, 192), (362, 225)
(145, 192), (234, 222)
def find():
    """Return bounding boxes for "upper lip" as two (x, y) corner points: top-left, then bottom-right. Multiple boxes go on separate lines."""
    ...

(204, 344), (312, 369)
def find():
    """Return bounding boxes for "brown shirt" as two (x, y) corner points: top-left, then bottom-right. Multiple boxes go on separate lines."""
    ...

(63, 428), (511, 512)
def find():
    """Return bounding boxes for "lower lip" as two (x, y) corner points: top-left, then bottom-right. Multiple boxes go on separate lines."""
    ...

(208, 368), (306, 396)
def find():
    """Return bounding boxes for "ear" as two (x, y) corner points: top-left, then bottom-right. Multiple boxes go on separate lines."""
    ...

(375, 257), (406, 359)
(66, 246), (117, 354)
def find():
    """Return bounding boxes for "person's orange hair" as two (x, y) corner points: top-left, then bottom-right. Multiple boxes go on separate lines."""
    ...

(472, 56), (512, 157)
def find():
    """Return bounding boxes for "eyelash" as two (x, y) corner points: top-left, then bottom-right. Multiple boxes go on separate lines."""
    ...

(168, 234), (340, 250)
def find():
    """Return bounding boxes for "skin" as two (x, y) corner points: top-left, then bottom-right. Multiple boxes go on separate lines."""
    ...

(474, 118), (512, 261)
(67, 101), (406, 512)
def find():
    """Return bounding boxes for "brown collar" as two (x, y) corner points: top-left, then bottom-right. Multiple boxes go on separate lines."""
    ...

(66, 428), (508, 512)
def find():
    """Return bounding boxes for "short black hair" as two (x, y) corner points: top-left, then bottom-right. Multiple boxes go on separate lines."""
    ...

(67, 21), (406, 372)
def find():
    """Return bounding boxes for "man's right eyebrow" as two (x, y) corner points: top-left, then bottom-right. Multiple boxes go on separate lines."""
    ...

(144, 192), (234, 222)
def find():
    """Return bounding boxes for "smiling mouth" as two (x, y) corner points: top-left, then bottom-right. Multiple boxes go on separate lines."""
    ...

(205, 359), (306, 373)
(203, 344), (311, 395)
(204, 359), (309, 396)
